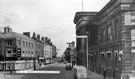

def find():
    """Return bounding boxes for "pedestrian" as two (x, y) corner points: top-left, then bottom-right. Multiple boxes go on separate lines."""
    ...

(103, 68), (106, 79)
(8, 64), (12, 74)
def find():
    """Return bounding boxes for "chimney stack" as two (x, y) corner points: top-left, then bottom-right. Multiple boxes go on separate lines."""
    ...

(48, 38), (51, 43)
(45, 37), (48, 42)
(4, 26), (12, 33)
(32, 32), (36, 38)
(37, 34), (40, 40)
(41, 37), (44, 41)
(23, 32), (30, 37)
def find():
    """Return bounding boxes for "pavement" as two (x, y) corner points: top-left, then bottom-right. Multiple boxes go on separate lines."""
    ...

(87, 70), (113, 79)
(74, 65), (113, 79)
(0, 62), (58, 79)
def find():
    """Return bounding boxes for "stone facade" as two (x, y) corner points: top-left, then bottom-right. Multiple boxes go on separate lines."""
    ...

(74, 0), (135, 79)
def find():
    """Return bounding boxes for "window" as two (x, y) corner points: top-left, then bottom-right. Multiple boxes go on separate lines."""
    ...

(107, 52), (112, 67)
(100, 53), (105, 64)
(114, 51), (118, 67)
(6, 50), (12, 57)
(107, 25), (113, 41)
(7, 41), (12, 46)
(26, 42), (28, 48)
(115, 20), (119, 40)
(101, 29), (106, 43)
(101, 54), (104, 61)
(23, 41), (25, 47)
(17, 40), (21, 45)
(103, 29), (106, 42)
(29, 42), (30, 48)
(32, 43), (33, 49)
(7, 50), (11, 54)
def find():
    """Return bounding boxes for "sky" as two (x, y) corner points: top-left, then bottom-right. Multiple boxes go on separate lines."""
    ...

(0, 0), (110, 56)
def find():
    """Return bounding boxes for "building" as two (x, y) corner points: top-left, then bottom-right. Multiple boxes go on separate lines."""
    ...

(44, 37), (53, 64)
(64, 41), (76, 65)
(74, 0), (135, 79)
(0, 26), (57, 71)
(0, 26), (35, 70)
(52, 44), (57, 58)
(32, 33), (44, 58)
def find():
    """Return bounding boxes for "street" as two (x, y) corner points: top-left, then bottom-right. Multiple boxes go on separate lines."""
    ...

(2, 62), (75, 79)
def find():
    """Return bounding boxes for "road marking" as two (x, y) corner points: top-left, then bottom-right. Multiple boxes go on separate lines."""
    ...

(16, 70), (60, 74)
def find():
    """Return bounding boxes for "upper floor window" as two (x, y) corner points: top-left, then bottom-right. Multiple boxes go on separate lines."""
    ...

(32, 43), (33, 49)
(107, 24), (113, 41)
(7, 41), (12, 46)
(114, 20), (119, 40)
(103, 29), (106, 43)
(29, 42), (30, 48)
(26, 42), (28, 48)
(23, 41), (25, 47)
(101, 28), (106, 43)
(17, 40), (21, 45)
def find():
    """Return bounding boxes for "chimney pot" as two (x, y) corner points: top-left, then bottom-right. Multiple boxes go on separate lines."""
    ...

(41, 37), (44, 41)
(37, 34), (40, 40)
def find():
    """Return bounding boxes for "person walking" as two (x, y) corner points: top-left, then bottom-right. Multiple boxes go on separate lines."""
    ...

(103, 68), (107, 79)
(8, 64), (12, 74)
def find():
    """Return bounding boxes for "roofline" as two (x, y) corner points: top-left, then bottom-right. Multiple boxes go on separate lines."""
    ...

(73, 11), (98, 24)
(97, 0), (115, 16)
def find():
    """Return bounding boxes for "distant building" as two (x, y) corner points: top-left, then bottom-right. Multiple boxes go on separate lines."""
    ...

(64, 41), (76, 64)
(0, 26), (57, 70)
(32, 33), (44, 59)
(52, 44), (57, 58)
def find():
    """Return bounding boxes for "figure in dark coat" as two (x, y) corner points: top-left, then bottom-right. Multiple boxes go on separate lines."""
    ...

(103, 68), (106, 79)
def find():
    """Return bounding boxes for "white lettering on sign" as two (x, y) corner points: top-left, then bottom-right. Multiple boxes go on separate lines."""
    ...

(16, 70), (60, 74)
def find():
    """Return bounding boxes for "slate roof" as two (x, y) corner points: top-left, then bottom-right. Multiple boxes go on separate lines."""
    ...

(0, 32), (33, 41)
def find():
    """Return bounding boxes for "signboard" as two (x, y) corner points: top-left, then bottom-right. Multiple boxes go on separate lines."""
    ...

(76, 35), (87, 38)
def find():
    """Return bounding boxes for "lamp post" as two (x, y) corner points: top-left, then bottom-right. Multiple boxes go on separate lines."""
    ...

(86, 32), (89, 69)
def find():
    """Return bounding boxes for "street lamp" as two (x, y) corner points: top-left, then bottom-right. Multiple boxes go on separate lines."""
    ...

(86, 32), (89, 69)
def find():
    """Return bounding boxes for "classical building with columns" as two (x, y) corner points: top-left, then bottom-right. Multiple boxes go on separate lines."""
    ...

(74, 0), (135, 79)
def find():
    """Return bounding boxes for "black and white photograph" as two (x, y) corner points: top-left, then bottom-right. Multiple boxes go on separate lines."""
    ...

(1, 0), (135, 79)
